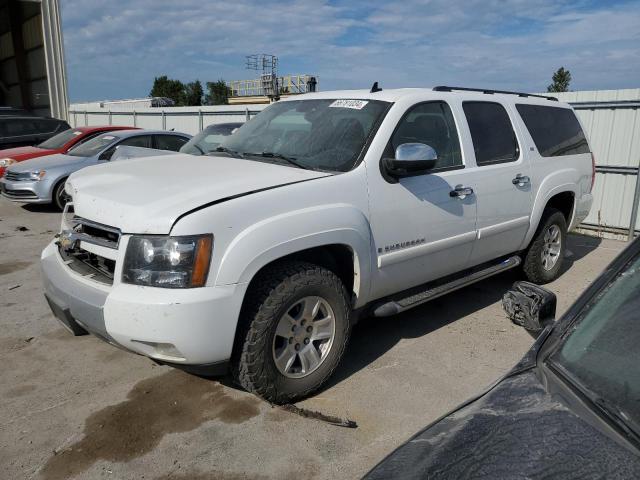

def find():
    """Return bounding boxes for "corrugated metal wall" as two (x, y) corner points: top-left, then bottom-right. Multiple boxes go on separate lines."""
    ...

(550, 89), (640, 237)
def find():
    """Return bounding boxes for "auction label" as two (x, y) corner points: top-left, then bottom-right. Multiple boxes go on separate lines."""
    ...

(329, 99), (369, 110)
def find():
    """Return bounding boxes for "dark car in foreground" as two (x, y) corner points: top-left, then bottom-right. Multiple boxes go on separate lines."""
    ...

(366, 239), (640, 479)
(0, 115), (70, 149)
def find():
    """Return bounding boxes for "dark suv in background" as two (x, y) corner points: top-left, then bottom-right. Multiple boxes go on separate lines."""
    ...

(0, 115), (70, 149)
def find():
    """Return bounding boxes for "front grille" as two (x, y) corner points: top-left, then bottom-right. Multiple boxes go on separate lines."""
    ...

(69, 216), (121, 249)
(59, 245), (115, 285)
(57, 216), (121, 285)
(4, 171), (28, 181)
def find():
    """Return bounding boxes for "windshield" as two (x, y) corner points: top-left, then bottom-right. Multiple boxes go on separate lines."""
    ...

(551, 254), (640, 437)
(67, 134), (119, 157)
(38, 128), (84, 149)
(218, 99), (389, 172)
(180, 123), (242, 155)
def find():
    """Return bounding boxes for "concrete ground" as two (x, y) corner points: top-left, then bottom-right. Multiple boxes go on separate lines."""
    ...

(0, 198), (626, 480)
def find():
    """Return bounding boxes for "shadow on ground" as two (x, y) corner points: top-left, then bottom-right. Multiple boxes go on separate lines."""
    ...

(328, 234), (602, 387)
(22, 203), (60, 213)
(561, 233), (602, 274)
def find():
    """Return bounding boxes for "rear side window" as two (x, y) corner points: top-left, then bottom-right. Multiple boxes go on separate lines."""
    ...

(516, 104), (590, 157)
(118, 135), (152, 148)
(462, 102), (519, 166)
(154, 135), (188, 151)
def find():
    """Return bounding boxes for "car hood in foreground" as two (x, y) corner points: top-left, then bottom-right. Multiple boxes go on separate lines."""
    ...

(365, 370), (640, 480)
(0, 145), (55, 160)
(67, 153), (332, 234)
(8, 153), (87, 172)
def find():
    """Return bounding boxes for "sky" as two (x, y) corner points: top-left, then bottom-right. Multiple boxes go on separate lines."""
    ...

(61, 0), (640, 102)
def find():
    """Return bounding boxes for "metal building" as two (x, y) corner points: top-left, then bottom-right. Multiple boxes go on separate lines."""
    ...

(0, 0), (68, 119)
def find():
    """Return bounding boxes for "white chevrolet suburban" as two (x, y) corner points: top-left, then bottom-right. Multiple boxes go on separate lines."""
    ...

(41, 86), (594, 403)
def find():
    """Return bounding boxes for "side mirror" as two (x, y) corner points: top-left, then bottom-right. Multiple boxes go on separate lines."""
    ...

(502, 281), (557, 334)
(383, 143), (438, 177)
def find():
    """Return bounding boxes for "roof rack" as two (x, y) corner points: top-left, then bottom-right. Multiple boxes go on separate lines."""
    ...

(433, 86), (558, 101)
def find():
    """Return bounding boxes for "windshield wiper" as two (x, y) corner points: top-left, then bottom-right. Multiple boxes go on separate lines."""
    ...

(244, 151), (309, 170)
(191, 144), (205, 155)
(213, 146), (244, 158)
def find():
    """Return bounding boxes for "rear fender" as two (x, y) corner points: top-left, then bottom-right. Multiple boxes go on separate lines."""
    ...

(523, 168), (577, 249)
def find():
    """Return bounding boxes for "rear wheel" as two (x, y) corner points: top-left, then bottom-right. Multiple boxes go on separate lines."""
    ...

(234, 261), (351, 404)
(523, 208), (567, 284)
(53, 178), (70, 211)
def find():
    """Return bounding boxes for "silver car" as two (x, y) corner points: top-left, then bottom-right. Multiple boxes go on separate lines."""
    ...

(0, 129), (191, 210)
(110, 122), (244, 161)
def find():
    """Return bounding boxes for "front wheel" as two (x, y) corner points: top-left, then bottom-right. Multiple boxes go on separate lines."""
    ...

(234, 261), (351, 404)
(53, 178), (70, 211)
(523, 208), (567, 284)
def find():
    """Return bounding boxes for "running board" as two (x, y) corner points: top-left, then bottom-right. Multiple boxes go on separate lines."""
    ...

(373, 256), (521, 317)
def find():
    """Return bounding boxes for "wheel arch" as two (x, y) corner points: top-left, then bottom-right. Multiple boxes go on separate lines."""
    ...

(523, 180), (577, 250)
(52, 175), (70, 206)
(214, 205), (373, 307)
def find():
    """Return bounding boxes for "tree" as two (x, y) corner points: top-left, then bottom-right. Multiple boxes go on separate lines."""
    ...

(547, 67), (572, 93)
(183, 80), (203, 106)
(150, 76), (185, 105)
(205, 80), (231, 105)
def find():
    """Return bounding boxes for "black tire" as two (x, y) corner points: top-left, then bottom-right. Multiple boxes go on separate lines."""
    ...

(233, 261), (351, 404)
(523, 208), (567, 284)
(53, 178), (69, 211)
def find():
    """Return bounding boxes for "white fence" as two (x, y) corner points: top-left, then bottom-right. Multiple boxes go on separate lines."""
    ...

(68, 104), (268, 136)
(70, 89), (640, 239)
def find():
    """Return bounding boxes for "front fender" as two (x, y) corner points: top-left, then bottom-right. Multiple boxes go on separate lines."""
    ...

(215, 204), (373, 307)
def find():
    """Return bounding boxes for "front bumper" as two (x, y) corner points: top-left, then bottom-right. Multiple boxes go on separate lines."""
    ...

(41, 241), (247, 366)
(0, 177), (51, 203)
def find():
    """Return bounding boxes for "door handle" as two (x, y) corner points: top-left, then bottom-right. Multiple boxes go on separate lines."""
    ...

(512, 174), (530, 186)
(450, 185), (474, 199)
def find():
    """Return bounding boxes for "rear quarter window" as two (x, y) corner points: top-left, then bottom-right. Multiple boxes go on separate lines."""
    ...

(516, 104), (590, 157)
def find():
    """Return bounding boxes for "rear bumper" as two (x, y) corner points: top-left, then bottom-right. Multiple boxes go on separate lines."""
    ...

(572, 193), (593, 229)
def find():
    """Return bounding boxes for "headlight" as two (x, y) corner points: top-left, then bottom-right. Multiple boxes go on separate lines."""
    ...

(28, 170), (46, 181)
(122, 235), (213, 288)
(0, 158), (15, 168)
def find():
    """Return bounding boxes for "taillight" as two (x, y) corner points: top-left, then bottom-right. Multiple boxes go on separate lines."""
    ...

(590, 153), (596, 192)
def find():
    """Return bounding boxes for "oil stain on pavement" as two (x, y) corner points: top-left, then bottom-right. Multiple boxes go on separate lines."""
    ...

(41, 370), (261, 480)
(0, 261), (31, 275)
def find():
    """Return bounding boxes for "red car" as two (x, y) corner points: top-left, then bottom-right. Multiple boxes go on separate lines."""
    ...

(0, 125), (137, 176)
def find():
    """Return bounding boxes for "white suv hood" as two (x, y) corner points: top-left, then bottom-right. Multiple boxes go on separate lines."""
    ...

(67, 153), (330, 234)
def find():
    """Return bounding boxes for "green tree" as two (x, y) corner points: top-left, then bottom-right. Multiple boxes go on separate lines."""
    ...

(150, 76), (185, 105)
(547, 67), (572, 93)
(183, 80), (204, 106)
(205, 80), (231, 105)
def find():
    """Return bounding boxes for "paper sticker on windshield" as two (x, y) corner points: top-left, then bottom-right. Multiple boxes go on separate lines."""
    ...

(329, 99), (369, 110)
(102, 135), (115, 140)
(73, 131), (82, 136)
